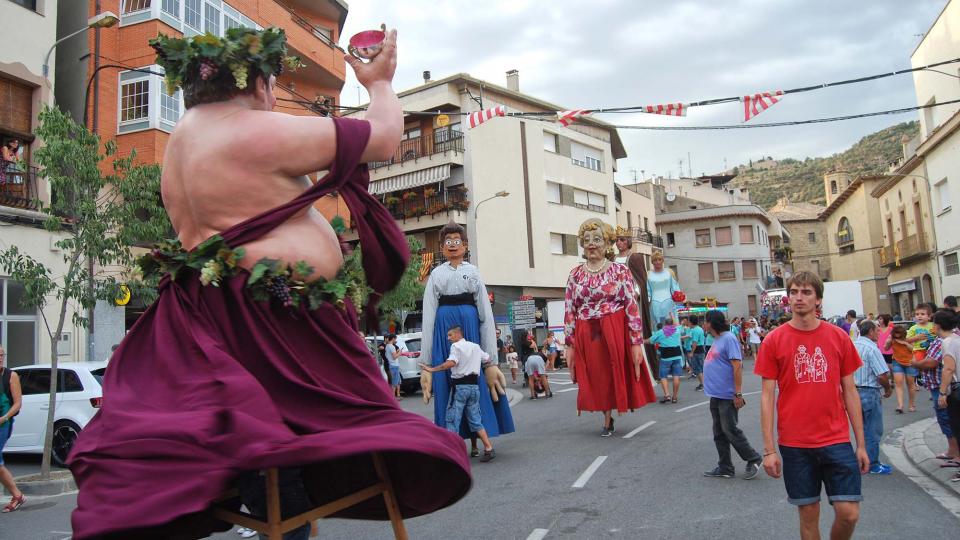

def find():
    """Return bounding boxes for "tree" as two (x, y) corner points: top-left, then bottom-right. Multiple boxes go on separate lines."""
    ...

(379, 236), (424, 333)
(0, 106), (169, 478)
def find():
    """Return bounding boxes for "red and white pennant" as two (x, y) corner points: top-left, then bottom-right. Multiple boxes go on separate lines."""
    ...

(643, 103), (687, 116)
(468, 105), (506, 128)
(742, 90), (784, 122)
(557, 109), (591, 127)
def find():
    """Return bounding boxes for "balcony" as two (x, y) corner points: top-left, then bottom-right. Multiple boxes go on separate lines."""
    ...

(880, 234), (933, 268)
(836, 228), (854, 246)
(631, 228), (664, 248)
(370, 131), (464, 171)
(382, 187), (469, 222)
(0, 165), (39, 211)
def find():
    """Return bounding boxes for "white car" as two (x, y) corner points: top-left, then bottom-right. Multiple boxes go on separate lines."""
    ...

(5, 362), (106, 467)
(366, 332), (423, 394)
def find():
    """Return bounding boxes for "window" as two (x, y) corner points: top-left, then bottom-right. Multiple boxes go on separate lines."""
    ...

(698, 263), (715, 282)
(123, 0), (152, 13)
(120, 80), (150, 122)
(1, 279), (38, 368)
(945, 252), (960, 276)
(718, 261), (736, 281)
(812, 260), (821, 275)
(543, 132), (558, 152)
(403, 127), (421, 140)
(837, 217), (854, 249)
(669, 265), (679, 277)
(546, 181), (561, 204)
(550, 233), (578, 255)
(570, 141), (603, 171)
(184, 0), (201, 29)
(160, 89), (182, 123)
(808, 232), (816, 243)
(695, 228), (711, 247)
(626, 211), (632, 229)
(739, 225), (754, 244)
(585, 156), (602, 171)
(587, 192), (606, 213)
(742, 259), (758, 279)
(204, 2), (221, 35)
(222, 3), (242, 29)
(666, 232), (675, 246)
(61, 370), (85, 393)
(18, 369), (50, 395)
(830, 180), (838, 194)
(573, 189), (589, 207)
(644, 217), (649, 231)
(715, 226), (732, 246)
(9, 0), (39, 11)
(936, 179), (951, 213)
(747, 295), (758, 315)
(161, 0), (180, 16)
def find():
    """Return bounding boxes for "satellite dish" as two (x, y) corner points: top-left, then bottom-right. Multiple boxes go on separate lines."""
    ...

(666, 192), (677, 202)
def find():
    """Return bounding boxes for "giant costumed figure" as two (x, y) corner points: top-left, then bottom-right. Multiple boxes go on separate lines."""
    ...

(421, 222), (514, 456)
(615, 226), (660, 380)
(67, 27), (471, 538)
(564, 219), (657, 437)
(647, 250), (682, 326)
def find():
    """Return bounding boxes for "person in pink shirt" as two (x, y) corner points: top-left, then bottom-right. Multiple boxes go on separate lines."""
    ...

(876, 314), (894, 366)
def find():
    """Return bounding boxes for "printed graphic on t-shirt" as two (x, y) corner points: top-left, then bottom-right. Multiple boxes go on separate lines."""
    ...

(793, 345), (827, 384)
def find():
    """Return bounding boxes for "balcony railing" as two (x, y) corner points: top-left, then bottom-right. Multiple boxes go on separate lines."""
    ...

(631, 228), (664, 248)
(881, 234), (932, 268)
(276, 1), (339, 49)
(370, 131), (464, 170)
(0, 164), (39, 211)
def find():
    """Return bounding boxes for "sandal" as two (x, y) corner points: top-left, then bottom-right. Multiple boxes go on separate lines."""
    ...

(659, 396), (671, 404)
(895, 408), (903, 414)
(2, 494), (24, 513)
(671, 397), (678, 403)
(936, 453), (957, 460)
(940, 459), (960, 468)
(470, 448), (480, 458)
(908, 406), (916, 412)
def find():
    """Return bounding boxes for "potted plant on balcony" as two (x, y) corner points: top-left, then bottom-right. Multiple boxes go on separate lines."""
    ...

(402, 191), (418, 201)
(384, 195), (400, 208)
(451, 199), (470, 211)
(424, 187), (437, 198)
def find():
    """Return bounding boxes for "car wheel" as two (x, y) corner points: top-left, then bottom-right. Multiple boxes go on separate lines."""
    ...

(52, 420), (81, 468)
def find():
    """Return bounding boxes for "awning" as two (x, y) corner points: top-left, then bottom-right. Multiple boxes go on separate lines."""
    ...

(369, 164), (450, 195)
(888, 278), (917, 294)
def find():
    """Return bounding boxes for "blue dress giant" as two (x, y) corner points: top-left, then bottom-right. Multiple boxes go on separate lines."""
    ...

(421, 261), (515, 438)
(647, 268), (681, 325)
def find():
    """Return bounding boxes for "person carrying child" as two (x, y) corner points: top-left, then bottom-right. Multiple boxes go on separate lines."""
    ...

(525, 348), (553, 400)
(887, 321), (918, 414)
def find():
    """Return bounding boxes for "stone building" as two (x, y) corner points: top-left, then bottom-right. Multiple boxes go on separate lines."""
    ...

(768, 197), (830, 280)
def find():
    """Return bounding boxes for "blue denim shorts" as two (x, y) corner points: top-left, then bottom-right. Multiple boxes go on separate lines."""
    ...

(0, 420), (12, 466)
(780, 443), (862, 506)
(932, 389), (954, 438)
(689, 352), (705, 375)
(891, 363), (918, 377)
(390, 366), (401, 386)
(659, 358), (683, 378)
(446, 384), (483, 433)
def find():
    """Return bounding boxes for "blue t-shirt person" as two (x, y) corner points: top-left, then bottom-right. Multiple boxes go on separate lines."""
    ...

(703, 331), (741, 399)
(649, 325), (683, 361)
(688, 325), (706, 351)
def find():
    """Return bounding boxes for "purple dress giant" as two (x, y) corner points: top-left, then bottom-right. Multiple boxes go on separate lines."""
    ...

(68, 118), (472, 538)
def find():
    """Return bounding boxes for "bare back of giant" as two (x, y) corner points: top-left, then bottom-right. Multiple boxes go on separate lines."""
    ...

(161, 105), (342, 280)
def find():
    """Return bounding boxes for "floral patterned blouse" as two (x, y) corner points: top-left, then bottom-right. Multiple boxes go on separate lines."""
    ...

(564, 261), (644, 346)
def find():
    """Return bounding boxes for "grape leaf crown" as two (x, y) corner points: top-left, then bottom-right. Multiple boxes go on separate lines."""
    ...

(149, 27), (304, 95)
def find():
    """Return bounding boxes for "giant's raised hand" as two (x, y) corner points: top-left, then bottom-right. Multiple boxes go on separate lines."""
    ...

(344, 27), (397, 89)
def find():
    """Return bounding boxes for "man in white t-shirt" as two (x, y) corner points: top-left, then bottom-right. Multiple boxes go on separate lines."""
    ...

(420, 326), (496, 462)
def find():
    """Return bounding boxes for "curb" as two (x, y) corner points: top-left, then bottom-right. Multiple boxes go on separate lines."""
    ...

(897, 417), (960, 499)
(506, 388), (523, 407)
(6, 470), (76, 497)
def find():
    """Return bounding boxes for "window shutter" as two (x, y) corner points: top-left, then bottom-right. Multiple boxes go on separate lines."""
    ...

(560, 184), (575, 205)
(564, 234), (579, 255)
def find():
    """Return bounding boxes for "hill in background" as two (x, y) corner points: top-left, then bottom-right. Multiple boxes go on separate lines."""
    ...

(729, 121), (919, 209)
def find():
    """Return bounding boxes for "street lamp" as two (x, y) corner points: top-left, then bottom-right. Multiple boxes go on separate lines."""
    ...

(474, 190), (510, 219)
(43, 11), (119, 78)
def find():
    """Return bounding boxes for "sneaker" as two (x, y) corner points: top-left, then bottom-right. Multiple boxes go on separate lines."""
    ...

(744, 460), (761, 480)
(480, 449), (496, 462)
(237, 527), (257, 538)
(600, 427), (613, 437)
(703, 467), (734, 479)
(951, 472), (960, 482)
(869, 464), (893, 475)
(695, 384), (704, 391)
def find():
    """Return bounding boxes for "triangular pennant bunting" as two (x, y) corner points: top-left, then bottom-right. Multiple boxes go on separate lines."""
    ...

(741, 90), (784, 122)
(468, 105), (506, 128)
(644, 103), (687, 116)
(558, 109), (591, 127)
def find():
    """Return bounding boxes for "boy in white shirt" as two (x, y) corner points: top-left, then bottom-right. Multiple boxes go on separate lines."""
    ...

(420, 326), (496, 462)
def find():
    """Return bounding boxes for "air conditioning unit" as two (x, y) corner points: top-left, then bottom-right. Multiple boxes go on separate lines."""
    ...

(57, 332), (72, 357)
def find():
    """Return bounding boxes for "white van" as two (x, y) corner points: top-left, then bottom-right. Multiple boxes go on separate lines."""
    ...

(366, 332), (423, 394)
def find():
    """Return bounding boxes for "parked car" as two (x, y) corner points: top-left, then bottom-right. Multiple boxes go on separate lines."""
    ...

(365, 332), (423, 394)
(4, 362), (107, 467)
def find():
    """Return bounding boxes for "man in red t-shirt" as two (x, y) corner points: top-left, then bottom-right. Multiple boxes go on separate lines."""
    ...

(755, 271), (869, 540)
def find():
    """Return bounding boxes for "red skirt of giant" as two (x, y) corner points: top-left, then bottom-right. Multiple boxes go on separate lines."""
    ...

(572, 309), (658, 413)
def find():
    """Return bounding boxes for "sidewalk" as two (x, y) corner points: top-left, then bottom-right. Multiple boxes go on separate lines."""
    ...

(897, 417), (960, 498)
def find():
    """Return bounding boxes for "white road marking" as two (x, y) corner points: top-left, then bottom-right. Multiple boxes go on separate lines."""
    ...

(556, 387), (579, 393)
(572, 456), (608, 488)
(526, 528), (550, 540)
(674, 390), (761, 412)
(882, 423), (960, 520)
(622, 420), (656, 439)
(549, 380), (575, 385)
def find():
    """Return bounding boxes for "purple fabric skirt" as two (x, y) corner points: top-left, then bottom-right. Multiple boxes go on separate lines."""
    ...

(68, 269), (472, 538)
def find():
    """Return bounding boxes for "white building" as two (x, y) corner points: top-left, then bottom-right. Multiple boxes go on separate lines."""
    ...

(0, 0), (91, 366)
(345, 71), (658, 336)
(911, 0), (960, 297)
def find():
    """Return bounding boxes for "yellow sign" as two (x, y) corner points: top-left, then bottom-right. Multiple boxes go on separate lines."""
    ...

(115, 284), (131, 306)
(434, 114), (450, 128)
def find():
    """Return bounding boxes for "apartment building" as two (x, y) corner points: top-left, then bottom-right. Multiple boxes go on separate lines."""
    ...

(909, 0), (960, 297)
(819, 171), (891, 316)
(52, 0), (348, 356)
(343, 71), (648, 335)
(768, 197), (830, 279)
(616, 181), (661, 268)
(0, 0), (89, 366)
(657, 205), (783, 317)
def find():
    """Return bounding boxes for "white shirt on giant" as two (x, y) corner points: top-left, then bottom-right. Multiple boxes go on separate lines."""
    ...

(447, 338), (489, 379)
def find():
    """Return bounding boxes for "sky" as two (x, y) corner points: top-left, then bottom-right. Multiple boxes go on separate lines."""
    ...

(337, 0), (948, 183)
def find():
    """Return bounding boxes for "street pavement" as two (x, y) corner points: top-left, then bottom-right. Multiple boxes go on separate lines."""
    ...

(2, 359), (959, 539)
